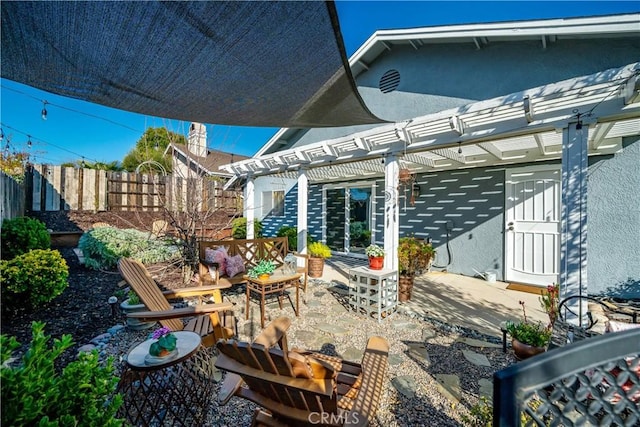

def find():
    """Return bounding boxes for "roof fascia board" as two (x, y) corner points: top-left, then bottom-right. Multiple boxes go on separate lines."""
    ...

(349, 14), (640, 66)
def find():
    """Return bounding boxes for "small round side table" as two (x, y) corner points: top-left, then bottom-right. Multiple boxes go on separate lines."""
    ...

(117, 331), (216, 426)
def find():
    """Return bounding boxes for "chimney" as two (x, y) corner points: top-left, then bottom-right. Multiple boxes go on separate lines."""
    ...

(187, 123), (207, 157)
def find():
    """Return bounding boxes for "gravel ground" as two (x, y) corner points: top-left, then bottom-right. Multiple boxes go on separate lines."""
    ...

(103, 278), (517, 426)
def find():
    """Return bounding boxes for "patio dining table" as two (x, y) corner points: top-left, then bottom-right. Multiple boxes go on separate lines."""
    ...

(243, 270), (302, 328)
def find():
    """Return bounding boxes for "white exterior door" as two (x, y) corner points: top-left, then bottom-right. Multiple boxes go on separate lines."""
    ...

(505, 166), (561, 286)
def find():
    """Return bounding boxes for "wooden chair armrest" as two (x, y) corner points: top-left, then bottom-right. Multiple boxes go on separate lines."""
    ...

(161, 283), (231, 299)
(218, 372), (243, 405)
(346, 336), (389, 427)
(126, 302), (233, 322)
(253, 317), (292, 350)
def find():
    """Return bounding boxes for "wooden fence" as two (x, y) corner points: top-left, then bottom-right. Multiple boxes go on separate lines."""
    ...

(1, 171), (25, 223)
(24, 164), (241, 213)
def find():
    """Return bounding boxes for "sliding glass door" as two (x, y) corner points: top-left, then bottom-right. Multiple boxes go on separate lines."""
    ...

(324, 183), (375, 256)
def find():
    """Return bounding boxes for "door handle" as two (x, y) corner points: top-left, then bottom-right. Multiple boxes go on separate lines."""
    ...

(507, 222), (514, 231)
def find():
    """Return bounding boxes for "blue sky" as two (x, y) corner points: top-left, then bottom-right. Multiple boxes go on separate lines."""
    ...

(1, 1), (638, 165)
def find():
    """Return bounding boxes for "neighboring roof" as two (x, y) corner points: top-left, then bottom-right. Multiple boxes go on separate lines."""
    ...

(222, 62), (640, 182)
(1, 1), (384, 128)
(255, 13), (640, 158)
(168, 142), (248, 177)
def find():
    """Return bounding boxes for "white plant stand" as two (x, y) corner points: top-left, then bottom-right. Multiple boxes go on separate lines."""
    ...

(348, 266), (398, 322)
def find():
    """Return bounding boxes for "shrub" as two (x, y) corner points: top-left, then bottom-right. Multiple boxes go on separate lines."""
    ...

(1, 321), (124, 426)
(308, 241), (332, 259)
(1, 249), (69, 308)
(276, 225), (297, 251)
(232, 217), (263, 239)
(78, 226), (180, 270)
(1, 216), (51, 260)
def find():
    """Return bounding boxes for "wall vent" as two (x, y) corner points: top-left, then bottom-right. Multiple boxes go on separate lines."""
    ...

(379, 69), (400, 93)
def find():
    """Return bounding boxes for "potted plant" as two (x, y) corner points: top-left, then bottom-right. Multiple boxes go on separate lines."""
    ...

(506, 301), (552, 360)
(247, 259), (277, 280)
(307, 241), (331, 278)
(365, 244), (385, 270)
(397, 236), (435, 301)
(120, 290), (156, 331)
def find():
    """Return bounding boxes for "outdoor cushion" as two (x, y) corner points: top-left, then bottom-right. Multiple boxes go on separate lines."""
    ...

(225, 255), (246, 278)
(205, 247), (228, 277)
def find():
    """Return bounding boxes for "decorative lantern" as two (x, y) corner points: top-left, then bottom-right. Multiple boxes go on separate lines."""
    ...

(284, 253), (297, 275)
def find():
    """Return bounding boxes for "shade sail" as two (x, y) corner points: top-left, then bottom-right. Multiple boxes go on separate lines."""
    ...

(1, 1), (385, 128)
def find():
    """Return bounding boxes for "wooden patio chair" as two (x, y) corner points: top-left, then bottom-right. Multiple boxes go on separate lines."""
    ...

(215, 316), (389, 426)
(117, 258), (236, 347)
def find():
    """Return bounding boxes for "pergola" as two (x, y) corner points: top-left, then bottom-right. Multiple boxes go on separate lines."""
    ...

(221, 62), (640, 321)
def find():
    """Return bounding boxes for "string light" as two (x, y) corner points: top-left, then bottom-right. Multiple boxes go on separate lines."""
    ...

(458, 141), (462, 154)
(27, 135), (32, 149)
(41, 100), (48, 120)
(0, 127), (4, 141)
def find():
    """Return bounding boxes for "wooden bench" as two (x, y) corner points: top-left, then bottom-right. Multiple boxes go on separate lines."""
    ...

(198, 237), (308, 291)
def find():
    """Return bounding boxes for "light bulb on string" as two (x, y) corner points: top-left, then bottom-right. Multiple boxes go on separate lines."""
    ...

(154, 141), (159, 151)
(27, 135), (32, 149)
(458, 142), (462, 154)
(0, 128), (4, 142)
(41, 100), (48, 120)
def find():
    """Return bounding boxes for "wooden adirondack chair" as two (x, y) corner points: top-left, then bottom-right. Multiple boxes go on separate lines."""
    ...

(117, 258), (236, 347)
(215, 317), (389, 427)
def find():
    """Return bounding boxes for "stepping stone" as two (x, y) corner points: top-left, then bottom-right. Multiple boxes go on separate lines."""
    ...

(313, 291), (326, 298)
(316, 322), (349, 336)
(342, 346), (363, 362)
(434, 374), (461, 404)
(422, 327), (437, 341)
(336, 318), (359, 328)
(462, 350), (491, 367)
(393, 321), (418, 331)
(388, 353), (404, 366)
(479, 378), (493, 400)
(307, 300), (323, 308)
(243, 322), (260, 337)
(406, 343), (430, 366)
(391, 376), (417, 398)
(456, 337), (501, 349)
(305, 312), (325, 319)
(295, 330), (320, 345)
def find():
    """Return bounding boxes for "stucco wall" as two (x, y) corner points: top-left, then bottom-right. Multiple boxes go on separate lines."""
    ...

(401, 168), (506, 279)
(289, 37), (639, 147)
(587, 136), (640, 297)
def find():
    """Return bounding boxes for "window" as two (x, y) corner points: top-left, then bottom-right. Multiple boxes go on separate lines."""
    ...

(263, 190), (285, 217)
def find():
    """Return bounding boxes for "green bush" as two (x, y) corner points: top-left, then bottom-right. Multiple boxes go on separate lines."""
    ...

(231, 217), (263, 239)
(308, 241), (332, 259)
(78, 226), (180, 270)
(1, 249), (69, 308)
(1, 321), (124, 426)
(276, 225), (297, 251)
(1, 216), (51, 260)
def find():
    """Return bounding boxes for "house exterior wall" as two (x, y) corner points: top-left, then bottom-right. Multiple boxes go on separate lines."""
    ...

(587, 136), (640, 297)
(288, 37), (640, 148)
(253, 176), (297, 234)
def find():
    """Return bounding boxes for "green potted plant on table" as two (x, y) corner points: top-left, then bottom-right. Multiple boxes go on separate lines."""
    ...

(307, 241), (331, 278)
(247, 259), (277, 280)
(506, 301), (552, 360)
(397, 236), (435, 301)
(365, 244), (385, 270)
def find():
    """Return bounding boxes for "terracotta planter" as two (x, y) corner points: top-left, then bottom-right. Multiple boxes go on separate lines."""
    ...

(398, 274), (414, 302)
(308, 257), (325, 278)
(368, 256), (384, 270)
(258, 273), (271, 280)
(511, 338), (546, 360)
